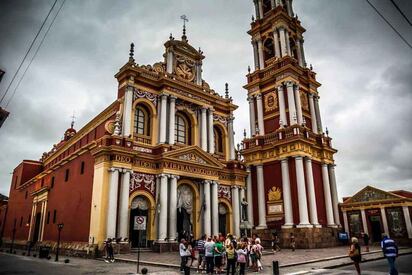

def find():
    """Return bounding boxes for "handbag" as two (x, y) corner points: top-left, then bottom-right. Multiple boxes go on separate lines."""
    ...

(237, 253), (246, 263)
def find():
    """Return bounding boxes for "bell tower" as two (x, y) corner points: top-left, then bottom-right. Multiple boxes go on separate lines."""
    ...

(242, 0), (341, 248)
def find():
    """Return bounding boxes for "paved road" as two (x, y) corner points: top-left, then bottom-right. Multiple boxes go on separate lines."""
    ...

(0, 252), (179, 275)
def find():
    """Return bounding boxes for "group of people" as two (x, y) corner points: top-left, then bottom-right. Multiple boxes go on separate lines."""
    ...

(348, 232), (399, 275)
(179, 233), (265, 274)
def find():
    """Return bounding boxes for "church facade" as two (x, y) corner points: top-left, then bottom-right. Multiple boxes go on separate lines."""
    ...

(2, 27), (246, 252)
(241, 0), (341, 248)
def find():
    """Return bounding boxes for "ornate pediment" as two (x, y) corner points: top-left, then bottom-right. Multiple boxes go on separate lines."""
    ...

(345, 186), (401, 204)
(163, 145), (224, 169)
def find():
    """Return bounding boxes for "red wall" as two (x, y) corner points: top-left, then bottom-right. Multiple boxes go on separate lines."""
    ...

(251, 166), (258, 227)
(312, 161), (327, 225)
(263, 161), (283, 228)
(288, 158), (300, 225)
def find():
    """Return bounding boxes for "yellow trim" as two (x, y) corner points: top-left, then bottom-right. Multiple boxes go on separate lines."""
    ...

(129, 190), (156, 241)
(213, 122), (229, 161)
(177, 179), (201, 239)
(218, 198), (233, 235)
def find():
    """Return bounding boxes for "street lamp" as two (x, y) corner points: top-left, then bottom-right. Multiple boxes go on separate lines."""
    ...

(55, 223), (64, 262)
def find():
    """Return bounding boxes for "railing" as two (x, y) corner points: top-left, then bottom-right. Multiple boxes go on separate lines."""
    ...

(135, 135), (152, 145)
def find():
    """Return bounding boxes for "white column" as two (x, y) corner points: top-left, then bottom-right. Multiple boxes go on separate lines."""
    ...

(305, 158), (320, 227)
(168, 95), (176, 145)
(360, 209), (368, 235)
(270, 0), (275, 9)
(107, 168), (120, 239)
(294, 84), (303, 125)
(211, 181), (219, 236)
(208, 108), (215, 154)
(118, 169), (131, 240)
(279, 27), (287, 57)
(166, 50), (173, 74)
(300, 39), (307, 67)
(273, 29), (281, 58)
(343, 211), (350, 236)
(277, 85), (287, 127)
(203, 181), (211, 237)
(258, 0), (264, 19)
(322, 164), (336, 227)
(254, 0), (260, 19)
(228, 116), (236, 160)
(256, 164), (267, 229)
(159, 94), (168, 143)
(285, 30), (291, 56)
(196, 63), (202, 85)
(308, 94), (318, 134)
(257, 39), (265, 69)
(39, 200), (47, 241)
(201, 107), (207, 151)
(296, 38), (303, 66)
(256, 94), (265, 135)
(295, 157), (312, 227)
(380, 207), (389, 236)
(402, 206), (412, 238)
(248, 96), (256, 136)
(246, 166), (254, 226)
(28, 203), (37, 241)
(168, 175), (178, 242)
(232, 186), (240, 237)
(281, 159), (294, 228)
(252, 41), (259, 70)
(122, 86), (133, 137)
(314, 96), (323, 133)
(158, 174), (169, 241)
(285, 0), (293, 16)
(329, 165), (341, 226)
(286, 81), (297, 125)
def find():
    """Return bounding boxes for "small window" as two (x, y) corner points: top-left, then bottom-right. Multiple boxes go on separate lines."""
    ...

(47, 211), (50, 224)
(53, 210), (57, 224)
(134, 105), (151, 136)
(65, 169), (69, 182)
(51, 177), (55, 188)
(80, 161), (85, 175)
(175, 113), (190, 144)
(25, 191), (28, 199)
(20, 216), (23, 227)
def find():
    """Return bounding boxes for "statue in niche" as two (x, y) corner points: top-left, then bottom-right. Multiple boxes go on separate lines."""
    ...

(177, 185), (193, 214)
(241, 198), (248, 221)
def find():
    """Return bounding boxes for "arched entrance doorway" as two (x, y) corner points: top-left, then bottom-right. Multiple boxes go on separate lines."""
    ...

(218, 203), (229, 235)
(129, 195), (149, 248)
(177, 184), (194, 241)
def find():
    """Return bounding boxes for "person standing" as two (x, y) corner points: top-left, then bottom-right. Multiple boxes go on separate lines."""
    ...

(179, 239), (190, 272)
(362, 232), (370, 252)
(104, 238), (115, 263)
(225, 242), (236, 275)
(290, 233), (296, 251)
(214, 238), (225, 274)
(197, 235), (206, 273)
(205, 236), (215, 275)
(271, 233), (281, 253)
(236, 243), (247, 275)
(348, 237), (361, 275)
(381, 233), (399, 275)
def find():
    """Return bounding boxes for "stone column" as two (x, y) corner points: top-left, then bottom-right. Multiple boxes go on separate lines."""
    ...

(228, 117), (236, 160)
(314, 96), (323, 133)
(256, 94), (265, 135)
(168, 95), (176, 145)
(211, 181), (219, 236)
(286, 81), (297, 125)
(329, 165), (341, 226)
(270, 0), (275, 9)
(28, 203), (37, 241)
(208, 108), (215, 154)
(248, 96), (256, 136)
(258, 0), (264, 19)
(201, 107), (207, 151)
(300, 39), (307, 67)
(308, 94), (318, 134)
(295, 156), (312, 227)
(294, 84), (303, 125)
(158, 174), (169, 241)
(380, 207), (389, 236)
(285, 30), (291, 56)
(256, 164), (267, 229)
(246, 166), (254, 225)
(281, 158), (294, 228)
(196, 63), (202, 85)
(343, 210), (350, 236)
(252, 41), (259, 70)
(257, 38), (265, 69)
(305, 158), (320, 227)
(402, 206), (412, 238)
(277, 85), (287, 127)
(285, 0), (293, 16)
(232, 186), (240, 237)
(118, 169), (131, 240)
(279, 27), (287, 57)
(122, 86), (133, 137)
(107, 168), (120, 239)
(203, 181), (211, 237)
(273, 29), (281, 58)
(322, 164), (336, 227)
(166, 50), (173, 74)
(159, 94), (168, 143)
(39, 200), (47, 241)
(168, 175), (179, 242)
(296, 38), (304, 66)
(360, 209), (368, 235)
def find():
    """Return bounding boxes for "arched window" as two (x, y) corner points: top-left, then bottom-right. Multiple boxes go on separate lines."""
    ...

(214, 126), (224, 154)
(175, 113), (191, 145)
(263, 38), (275, 62)
(134, 104), (150, 136)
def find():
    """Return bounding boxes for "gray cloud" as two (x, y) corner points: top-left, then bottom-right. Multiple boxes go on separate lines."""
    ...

(0, 0), (411, 199)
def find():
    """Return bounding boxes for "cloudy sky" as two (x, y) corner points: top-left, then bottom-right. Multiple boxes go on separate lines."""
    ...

(0, 0), (411, 199)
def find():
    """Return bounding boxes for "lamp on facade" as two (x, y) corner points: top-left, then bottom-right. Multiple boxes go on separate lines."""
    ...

(55, 223), (64, 261)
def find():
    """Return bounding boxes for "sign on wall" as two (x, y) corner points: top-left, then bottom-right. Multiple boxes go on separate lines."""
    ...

(133, 216), (147, 231)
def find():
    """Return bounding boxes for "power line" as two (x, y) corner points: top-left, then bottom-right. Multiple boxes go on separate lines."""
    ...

(5, 0), (66, 108)
(390, 0), (412, 26)
(365, 0), (412, 50)
(0, 0), (58, 106)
